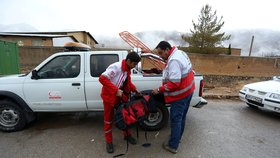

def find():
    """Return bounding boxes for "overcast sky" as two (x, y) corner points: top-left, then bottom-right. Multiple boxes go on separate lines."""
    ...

(1, 0), (280, 34)
(1, 0), (280, 56)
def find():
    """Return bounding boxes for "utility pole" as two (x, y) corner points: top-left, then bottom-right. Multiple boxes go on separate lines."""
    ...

(249, 35), (254, 56)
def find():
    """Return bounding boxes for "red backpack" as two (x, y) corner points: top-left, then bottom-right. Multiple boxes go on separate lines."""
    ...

(113, 94), (157, 158)
(114, 95), (150, 130)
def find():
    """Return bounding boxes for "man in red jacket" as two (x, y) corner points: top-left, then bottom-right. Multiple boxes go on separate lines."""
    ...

(152, 41), (195, 154)
(99, 51), (141, 153)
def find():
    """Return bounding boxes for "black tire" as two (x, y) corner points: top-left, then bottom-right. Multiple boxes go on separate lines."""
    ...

(0, 100), (27, 132)
(141, 104), (169, 131)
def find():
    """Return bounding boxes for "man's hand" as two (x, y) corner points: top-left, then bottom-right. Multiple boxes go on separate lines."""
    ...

(152, 87), (160, 95)
(116, 89), (123, 97)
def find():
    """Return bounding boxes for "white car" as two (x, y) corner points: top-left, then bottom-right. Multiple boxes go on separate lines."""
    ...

(239, 76), (280, 113)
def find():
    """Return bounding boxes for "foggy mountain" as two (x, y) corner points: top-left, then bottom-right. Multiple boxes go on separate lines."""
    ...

(1, 23), (280, 57)
(94, 31), (188, 50)
(225, 29), (280, 57)
(97, 30), (280, 57)
(0, 23), (38, 32)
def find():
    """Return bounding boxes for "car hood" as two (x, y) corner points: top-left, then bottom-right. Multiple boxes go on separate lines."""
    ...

(0, 74), (26, 84)
(245, 80), (280, 93)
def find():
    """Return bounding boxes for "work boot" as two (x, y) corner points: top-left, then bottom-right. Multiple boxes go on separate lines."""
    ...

(124, 135), (137, 145)
(106, 142), (114, 153)
(162, 142), (177, 154)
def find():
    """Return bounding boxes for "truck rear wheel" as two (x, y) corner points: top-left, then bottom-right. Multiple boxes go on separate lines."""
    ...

(142, 104), (169, 131)
(0, 100), (27, 132)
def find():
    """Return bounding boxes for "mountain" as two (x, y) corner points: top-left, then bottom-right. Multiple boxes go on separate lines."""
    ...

(95, 29), (280, 57)
(0, 23), (38, 32)
(225, 29), (280, 56)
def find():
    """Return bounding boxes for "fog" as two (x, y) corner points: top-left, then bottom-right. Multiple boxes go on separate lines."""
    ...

(95, 29), (280, 57)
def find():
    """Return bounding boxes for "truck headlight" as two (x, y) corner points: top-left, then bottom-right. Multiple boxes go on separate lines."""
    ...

(269, 93), (280, 100)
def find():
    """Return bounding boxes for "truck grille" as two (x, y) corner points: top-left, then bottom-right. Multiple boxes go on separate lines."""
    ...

(247, 99), (264, 107)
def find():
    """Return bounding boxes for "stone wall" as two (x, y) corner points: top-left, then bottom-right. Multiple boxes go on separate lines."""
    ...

(19, 46), (64, 73)
(188, 53), (280, 77)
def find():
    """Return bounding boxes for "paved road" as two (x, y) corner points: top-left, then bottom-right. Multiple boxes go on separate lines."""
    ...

(1, 99), (279, 158)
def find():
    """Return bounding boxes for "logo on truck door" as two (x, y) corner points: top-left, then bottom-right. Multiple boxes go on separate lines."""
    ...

(48, 91), (62, 99)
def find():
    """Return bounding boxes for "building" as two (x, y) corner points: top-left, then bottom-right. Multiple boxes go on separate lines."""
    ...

(230, 48), (242, 56)
(0, 32), (77, 47)
(0, 31), (98, 48)
(22, 31), (98, 48)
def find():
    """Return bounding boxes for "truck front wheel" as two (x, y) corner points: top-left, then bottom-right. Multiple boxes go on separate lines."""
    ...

(142, 104), (169, 131)
(0, 100), (27, 132)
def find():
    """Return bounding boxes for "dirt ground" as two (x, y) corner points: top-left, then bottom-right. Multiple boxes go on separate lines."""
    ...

(203, 75), (272, 98)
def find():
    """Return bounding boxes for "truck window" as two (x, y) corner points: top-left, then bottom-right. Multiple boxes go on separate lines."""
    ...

(37, 55), (80, 79)
(90, 54), (119, 77)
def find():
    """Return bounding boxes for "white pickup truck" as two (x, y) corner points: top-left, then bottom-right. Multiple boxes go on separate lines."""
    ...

(0, 46), (206, 132)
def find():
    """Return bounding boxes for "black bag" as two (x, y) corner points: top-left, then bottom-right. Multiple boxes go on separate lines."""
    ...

(113, 94), (155, 158)
(147, 94), (161, 113)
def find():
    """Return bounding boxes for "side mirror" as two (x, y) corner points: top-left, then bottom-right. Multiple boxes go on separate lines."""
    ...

(31, 70), (39, 80)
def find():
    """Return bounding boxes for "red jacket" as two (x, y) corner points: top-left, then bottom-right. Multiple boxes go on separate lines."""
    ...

(99, 60), (137, 105)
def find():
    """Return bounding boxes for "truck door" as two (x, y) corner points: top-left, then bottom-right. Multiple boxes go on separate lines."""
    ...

(84, 53), (120, 111)
(23, 54), (87, 111)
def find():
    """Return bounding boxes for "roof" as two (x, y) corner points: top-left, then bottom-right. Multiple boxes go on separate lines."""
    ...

(0, 32), (72, 38)
(3, 31), (98, 44)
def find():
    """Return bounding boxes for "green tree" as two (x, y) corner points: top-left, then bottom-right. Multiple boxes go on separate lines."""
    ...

(182, 4), (231, 54)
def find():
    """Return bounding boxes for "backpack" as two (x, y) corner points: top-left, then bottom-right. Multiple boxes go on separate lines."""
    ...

(114, 95), (150, 130)
(113, 94), (158, 158)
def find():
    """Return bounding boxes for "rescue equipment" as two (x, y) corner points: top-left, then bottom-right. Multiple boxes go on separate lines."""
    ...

(114, 94), (150, 130)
